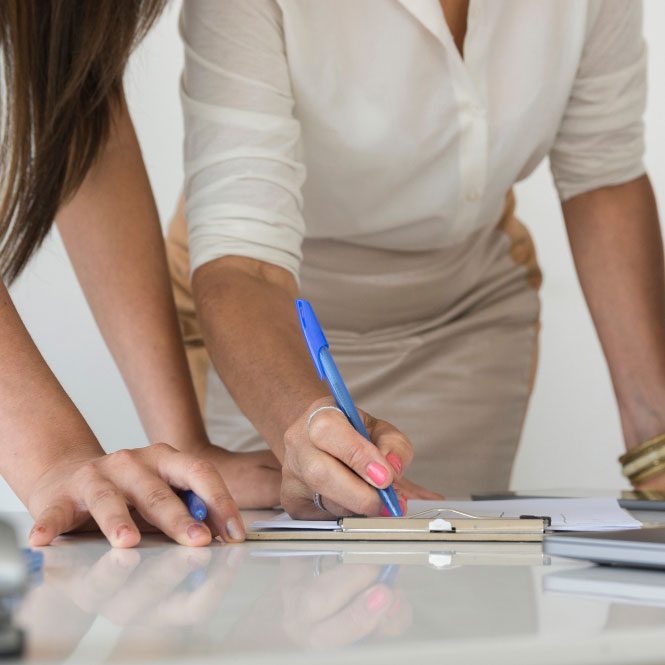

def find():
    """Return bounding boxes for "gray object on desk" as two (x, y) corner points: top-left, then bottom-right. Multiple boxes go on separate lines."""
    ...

(471, 489), (665, 511)
(0, 520), (26, 659)
(543, 526), (665, 569)
(0, 520), (25, 596)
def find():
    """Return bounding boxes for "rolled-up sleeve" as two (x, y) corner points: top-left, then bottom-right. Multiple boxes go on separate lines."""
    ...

(550, 0), (647, 202)
(180, 0), (306, 280)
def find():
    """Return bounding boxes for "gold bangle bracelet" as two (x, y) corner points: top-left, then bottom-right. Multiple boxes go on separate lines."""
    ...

(620, 432), (665, 487)
(619, 432), (665, 466)
(629, 460), (665, 486)
(622, 444), (665, 478)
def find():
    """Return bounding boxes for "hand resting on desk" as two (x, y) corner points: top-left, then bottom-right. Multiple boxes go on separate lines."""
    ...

(27, 442), (245, 548)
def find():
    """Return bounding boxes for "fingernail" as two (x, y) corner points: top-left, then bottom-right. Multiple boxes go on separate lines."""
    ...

(29, 525), (45, 539)
(225, 517), (245, 542)
(187, 523), (208, 541)
(115, 524), (133, 542)
(367, 462), (389, 486)
(366, 586), (390, 613)
(399, 497), (408, 514)
(380, 505), (391, 517)
(386, 453), (403, 476)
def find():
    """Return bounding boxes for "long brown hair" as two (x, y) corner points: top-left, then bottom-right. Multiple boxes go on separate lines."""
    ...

(0, 0), (167, 282)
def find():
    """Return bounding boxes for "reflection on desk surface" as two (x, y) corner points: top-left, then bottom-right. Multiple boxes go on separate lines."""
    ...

(6, 517), (665, 664)
(544, 565), (665, 607)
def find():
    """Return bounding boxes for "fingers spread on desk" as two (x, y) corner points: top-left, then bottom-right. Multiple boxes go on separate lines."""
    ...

(148, 445), (245, 544)
(29, 498), (77, 546)
(114, 463), (213, 547)
(80, 470), (141, 548)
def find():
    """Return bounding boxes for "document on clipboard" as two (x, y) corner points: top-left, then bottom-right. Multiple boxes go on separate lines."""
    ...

(247, 499), (641, 542)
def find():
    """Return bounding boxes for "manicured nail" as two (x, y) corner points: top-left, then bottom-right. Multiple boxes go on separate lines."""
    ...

(380, 505), (391, 517)
(187, 523), (208, 541)
(367, 462), (389, 486)
(366, 586), (390, 613)
(399, 497), (408, 514)
(226, 517), (245, 542)
(386, 453), (403, 475)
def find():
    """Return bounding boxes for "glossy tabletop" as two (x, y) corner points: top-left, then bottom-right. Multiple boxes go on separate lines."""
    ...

(5, 510), (665, 665)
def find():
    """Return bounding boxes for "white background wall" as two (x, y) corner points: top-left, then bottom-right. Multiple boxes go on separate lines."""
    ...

(3, 1), (664, 508)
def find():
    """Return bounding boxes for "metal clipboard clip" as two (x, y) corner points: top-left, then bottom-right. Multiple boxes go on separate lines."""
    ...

(338, 508), (549, 538)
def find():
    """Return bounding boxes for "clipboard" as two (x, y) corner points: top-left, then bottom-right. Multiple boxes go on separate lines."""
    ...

(246, 514), (549, 542)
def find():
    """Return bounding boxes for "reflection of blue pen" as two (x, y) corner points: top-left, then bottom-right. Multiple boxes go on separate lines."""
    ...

(296, 299), (403, 517)
(182, 490), (207, 521)
(376, 563), (399, 587)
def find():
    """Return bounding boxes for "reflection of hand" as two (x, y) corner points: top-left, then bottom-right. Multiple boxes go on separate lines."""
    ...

(16, 542), (248, 661)
(40, 542), (248, 627)
(28, 442), (244, 547)
(281, 398), (412, 519)
(279, 557), (411, 648)
(194, 444), (282, 509)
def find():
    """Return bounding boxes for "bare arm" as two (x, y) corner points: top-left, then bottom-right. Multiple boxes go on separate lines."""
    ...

(0, 280), (100, 503)
(563, 174), (665, 462)
(0, 97), (245, 546)
(56, 98), (207, 450)
(55, 98), (280, 509)
(192, 257), (419, 518)
(0, 278), (242, 545)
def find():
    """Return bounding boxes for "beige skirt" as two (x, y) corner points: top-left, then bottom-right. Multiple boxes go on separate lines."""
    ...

(166, 191), (541, 496)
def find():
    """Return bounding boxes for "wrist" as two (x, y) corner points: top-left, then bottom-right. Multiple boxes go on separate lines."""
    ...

(14, 437), (104, 506)
(616, 381), (665, 450)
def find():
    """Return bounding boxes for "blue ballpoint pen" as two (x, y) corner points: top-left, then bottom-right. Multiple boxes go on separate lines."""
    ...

(182, 490), (207, 521)
(296, 299), (403, 517)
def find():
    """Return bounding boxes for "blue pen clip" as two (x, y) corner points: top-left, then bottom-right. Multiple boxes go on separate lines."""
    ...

(296, 299), (403, 517)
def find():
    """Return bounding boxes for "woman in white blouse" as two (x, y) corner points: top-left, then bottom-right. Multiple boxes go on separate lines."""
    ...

(168, 0), (665, 516)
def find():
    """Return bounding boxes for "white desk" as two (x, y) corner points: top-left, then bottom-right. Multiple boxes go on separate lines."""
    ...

(5, 510), (665, 665)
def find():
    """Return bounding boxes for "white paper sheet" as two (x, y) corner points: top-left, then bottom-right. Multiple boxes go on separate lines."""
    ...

(250, 498), (642, 533)
(407, 498), (642, 532)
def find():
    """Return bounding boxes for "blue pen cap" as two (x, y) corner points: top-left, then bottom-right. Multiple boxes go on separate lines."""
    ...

(296, 299), (329, 380)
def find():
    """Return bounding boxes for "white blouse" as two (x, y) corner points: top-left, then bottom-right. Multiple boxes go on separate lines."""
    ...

(181, 0), (647, 281)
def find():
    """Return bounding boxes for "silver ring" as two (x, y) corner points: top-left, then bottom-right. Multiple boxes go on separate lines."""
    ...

(307, 405), (345, 433)
(313, 492), (327, 512)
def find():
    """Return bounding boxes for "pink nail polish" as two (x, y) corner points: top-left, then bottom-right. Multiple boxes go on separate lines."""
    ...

(367, 462), (389, 486)
(380, 505), (391, 517)
(366, 586), (390, 613)
(386, 453), (403, 475)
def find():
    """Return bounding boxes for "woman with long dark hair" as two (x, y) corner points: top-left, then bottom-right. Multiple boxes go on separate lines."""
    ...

(0, 1), (283, 547)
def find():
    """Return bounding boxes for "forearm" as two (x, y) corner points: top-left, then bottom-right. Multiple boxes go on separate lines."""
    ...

(0, 281), (103, 503)
(192, 257), (327, 460)
(563, 174), (665, 448)
(56, 98), (207, 451)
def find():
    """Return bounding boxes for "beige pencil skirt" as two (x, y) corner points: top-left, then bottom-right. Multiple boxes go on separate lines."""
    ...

(166, 191), (541, 496)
